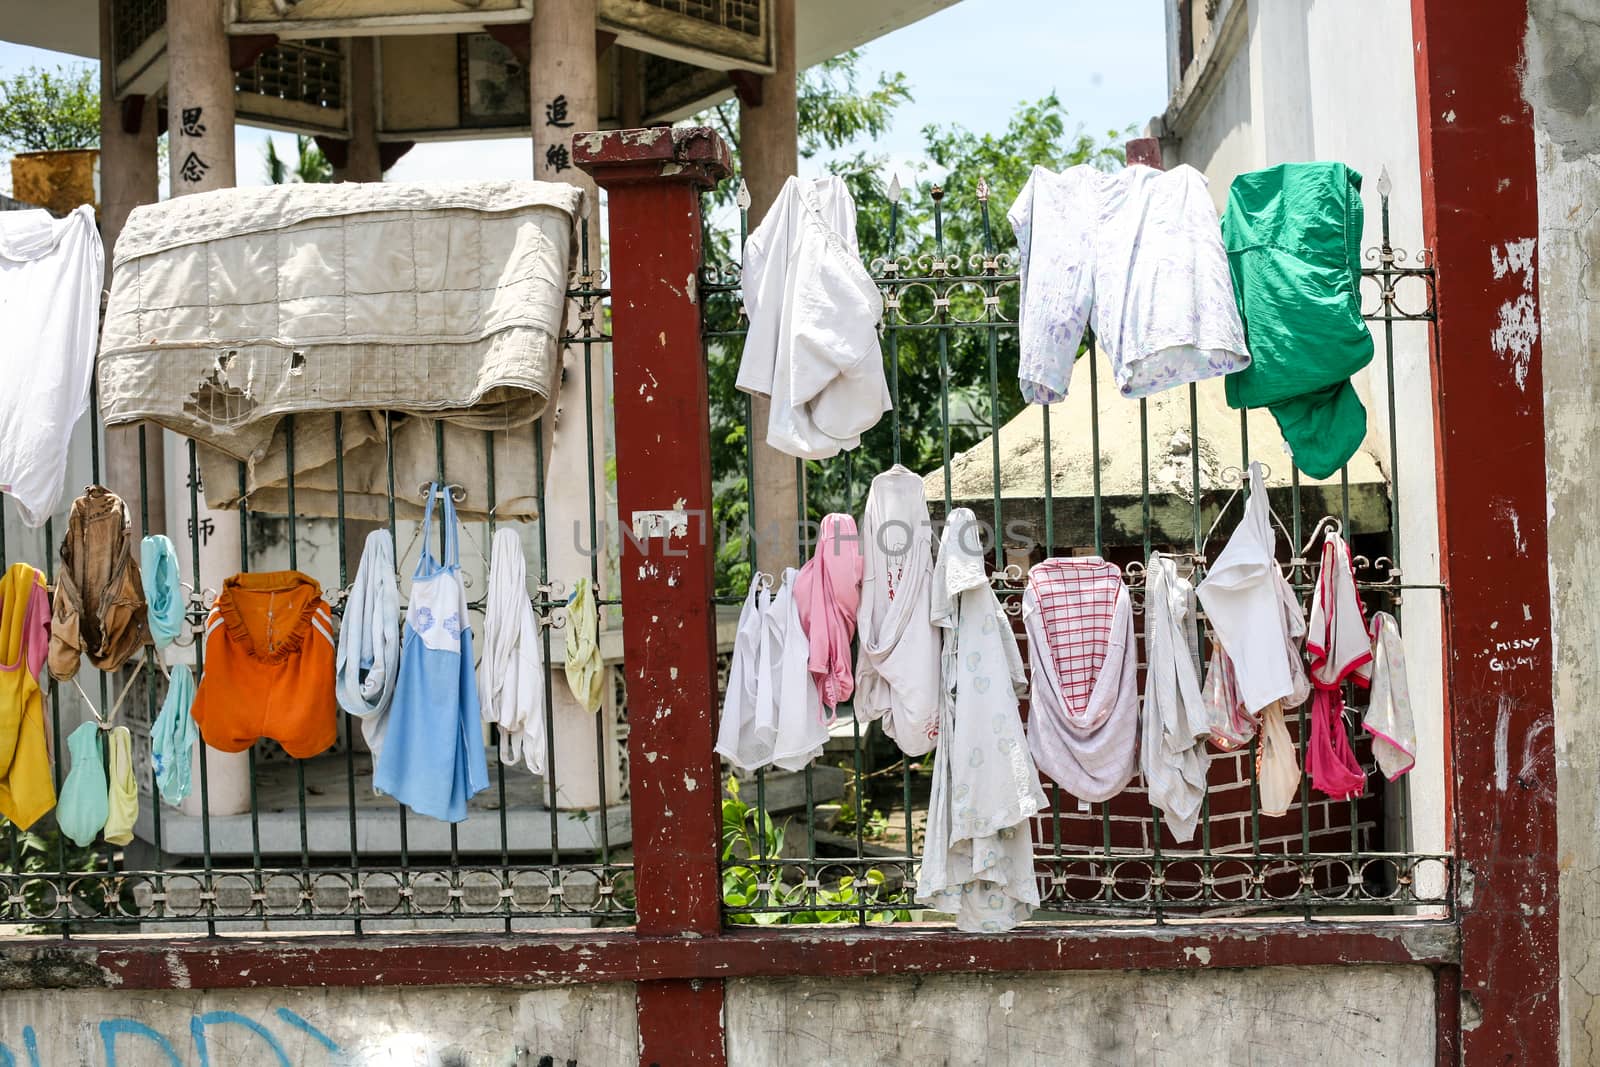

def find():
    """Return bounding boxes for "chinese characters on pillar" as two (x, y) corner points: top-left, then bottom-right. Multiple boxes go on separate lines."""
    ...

(178, 105), (210, 186)
(543, 94), (573, 173)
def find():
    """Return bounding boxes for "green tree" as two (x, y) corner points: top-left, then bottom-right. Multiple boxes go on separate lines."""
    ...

(0, 65), (99, 154)
(264, 134), (333, 184)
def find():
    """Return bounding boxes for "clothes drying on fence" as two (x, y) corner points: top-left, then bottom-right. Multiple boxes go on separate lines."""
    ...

(57, 721), (108, 848)
(375, 485), (488, 822)
(0, 205), (103, 527)
(1201, 648), (1258, 751)
(1364, 612), (1416, 780)
(1256, 700), (1302, 817)
(191, 570), (338, 759)
(564, 577), (603, 713)
(1307, 687), (1366, 801)
(1222, 162), (1375, 479)
(48, 486), (149, 682)
(715, 574), (774, 773)
(918, 507), (1046, 933)
(141, 535), (186, 650)
(1007, 163), (1250, 406)
(98, 181), (585, 522)
(1195, 462), (1310, 716)
(0, 562), (53, 829)
(1022, 556), (1139, 802)
(854, 466), (942, 757)
(1140, 552), (1212, 843)
(103, 725), (138, 847)
(736, 175), (891, 460)
(480, 528), (548, 775)
(151, 663), (197, 806)
(1306, 529), (1373, 689)
(336, 529), (401, 764)
(795, 513), (863, 714)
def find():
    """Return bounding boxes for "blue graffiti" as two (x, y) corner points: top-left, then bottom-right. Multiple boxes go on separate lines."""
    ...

(99, 1019), (182, 1066)
(191, 1011), (290, 1067)
(274, 1008), (340, 1054)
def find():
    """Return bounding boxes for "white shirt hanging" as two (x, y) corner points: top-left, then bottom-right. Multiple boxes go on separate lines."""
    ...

(854, 466), (942, 756)
(1023, 557), (1140, 802)
(1140, 552), (1212, 843)
(1364, 612), (1416, 780)
(760, 568), (829, 772)
(0, 206), (102, 526)
(736, 175), (890, 460)
(1196, 461), (1310, 714)
(716, 575), (775, 773)
(918, 507), (1046, 932)
(478, 528), (548, 775)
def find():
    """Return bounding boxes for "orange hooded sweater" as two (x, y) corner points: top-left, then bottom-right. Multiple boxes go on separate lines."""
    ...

(191, 571), (337, 759)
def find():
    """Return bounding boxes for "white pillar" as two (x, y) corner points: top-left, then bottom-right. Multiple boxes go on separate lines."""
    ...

(335, 37), (382, 183)
(738, 0), (802, 571)
(531, 0), (621, 809)
(166, 0), (250, 817)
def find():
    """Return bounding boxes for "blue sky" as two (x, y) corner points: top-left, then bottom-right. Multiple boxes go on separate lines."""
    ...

(0, 0), (1168, 193)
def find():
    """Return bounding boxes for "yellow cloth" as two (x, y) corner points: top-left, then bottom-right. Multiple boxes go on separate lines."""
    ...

(563, 578), (603, 713)
(0, 562), (55, 829)
(103, 725), (137, 846)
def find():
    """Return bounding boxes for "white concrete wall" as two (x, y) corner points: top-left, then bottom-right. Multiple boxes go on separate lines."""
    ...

(726, 967), (1437, 1065)
(0, 983), (639, 1066)
(1156, 0), (1447, 884)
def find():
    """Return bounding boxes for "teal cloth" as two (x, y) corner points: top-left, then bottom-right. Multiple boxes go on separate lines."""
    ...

(57, 721), (108, 847)
(151, 664), (197, 805)
(141, 535), (185, 649)
(1222, 162), (1374, 479)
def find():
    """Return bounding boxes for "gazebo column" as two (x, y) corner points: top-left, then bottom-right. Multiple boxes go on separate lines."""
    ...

(333, 38), (382, 182)
(98, 0), (164, 540)
(737, 0), (801, 570)
(166, 0), (250, 818)
(531, 0), (621, 809)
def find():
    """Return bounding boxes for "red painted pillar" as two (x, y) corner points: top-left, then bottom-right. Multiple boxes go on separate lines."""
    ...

(575, 127), (732, 1067)
(1411, 1), (1558, 1062)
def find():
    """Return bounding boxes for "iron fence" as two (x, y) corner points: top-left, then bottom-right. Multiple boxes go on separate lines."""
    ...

(700, 170), (1453, 925)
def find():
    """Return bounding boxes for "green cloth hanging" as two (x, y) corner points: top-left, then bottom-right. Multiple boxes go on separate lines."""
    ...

(1221, 162), (1374, 479)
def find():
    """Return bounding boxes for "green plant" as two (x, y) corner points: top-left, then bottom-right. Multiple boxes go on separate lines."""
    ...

(0, 819), (109, 931)
(264, 134), (333, 184)
(721, 776), (910, 925)
(0, 65), (100, 154)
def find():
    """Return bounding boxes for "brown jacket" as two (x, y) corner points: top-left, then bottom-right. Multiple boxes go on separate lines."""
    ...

(48, 486), (150, 681)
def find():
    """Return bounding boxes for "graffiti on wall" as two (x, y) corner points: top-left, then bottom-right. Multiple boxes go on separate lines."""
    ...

(0, 1006), (340, 1065)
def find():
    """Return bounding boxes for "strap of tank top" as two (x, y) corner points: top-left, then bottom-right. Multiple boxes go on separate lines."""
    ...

(440, 484), (460, 568)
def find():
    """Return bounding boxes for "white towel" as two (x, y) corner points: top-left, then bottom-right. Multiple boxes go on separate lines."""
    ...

(1364, 612), (1416, 779)
(480, 528), (548, 775)
(716, 575), (774, 773)
(336, 530), (401, 765)
(1140, 553), (1212, 842)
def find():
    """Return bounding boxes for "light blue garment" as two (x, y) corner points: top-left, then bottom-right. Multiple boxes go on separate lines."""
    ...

(336, 530), (401, 767)
(141, 535), (185, 649)
(151, 664), (197, 805)
(373, 485), (488, 823)
(57, 721), (108, 847)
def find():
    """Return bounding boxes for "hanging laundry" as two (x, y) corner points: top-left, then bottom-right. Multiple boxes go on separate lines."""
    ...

(1201, 648), (1258, 751)
(57, 722), (108, 848)
(564, 577), (604, 713)
(759, 568), (830, 772)
(191, 571), (338, 759)
(715, 575), (775, 773)
(1256, 701), (1303, 817)
(1141, 553), (1212, 843)
(480, 528), (548, 775)
(336, 530), (401, 763)
(1305, 527), (1371, 799)
(794, 513), (863, 713)
(1364, 612), (1416, 780)
(376, 485), (488, 822)
(1007, 163), (1249, 406)
(151, 664), (197, 806)
(854, 466), (942, 757)
(1222, 162), (1375, 479)
(1023, 557), (1139, 802)
(103, 726), (138, 847)
(141, 535), (185, 650)
(1195, 462), (1311, 716)
(98, 182), (585, 522)
(0, 205), (102, 527)
(736, 175), (891, 460)
(48, 486), (150, 682)
(918, 508), (1046, 932)
(0, 562), (54, 829)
